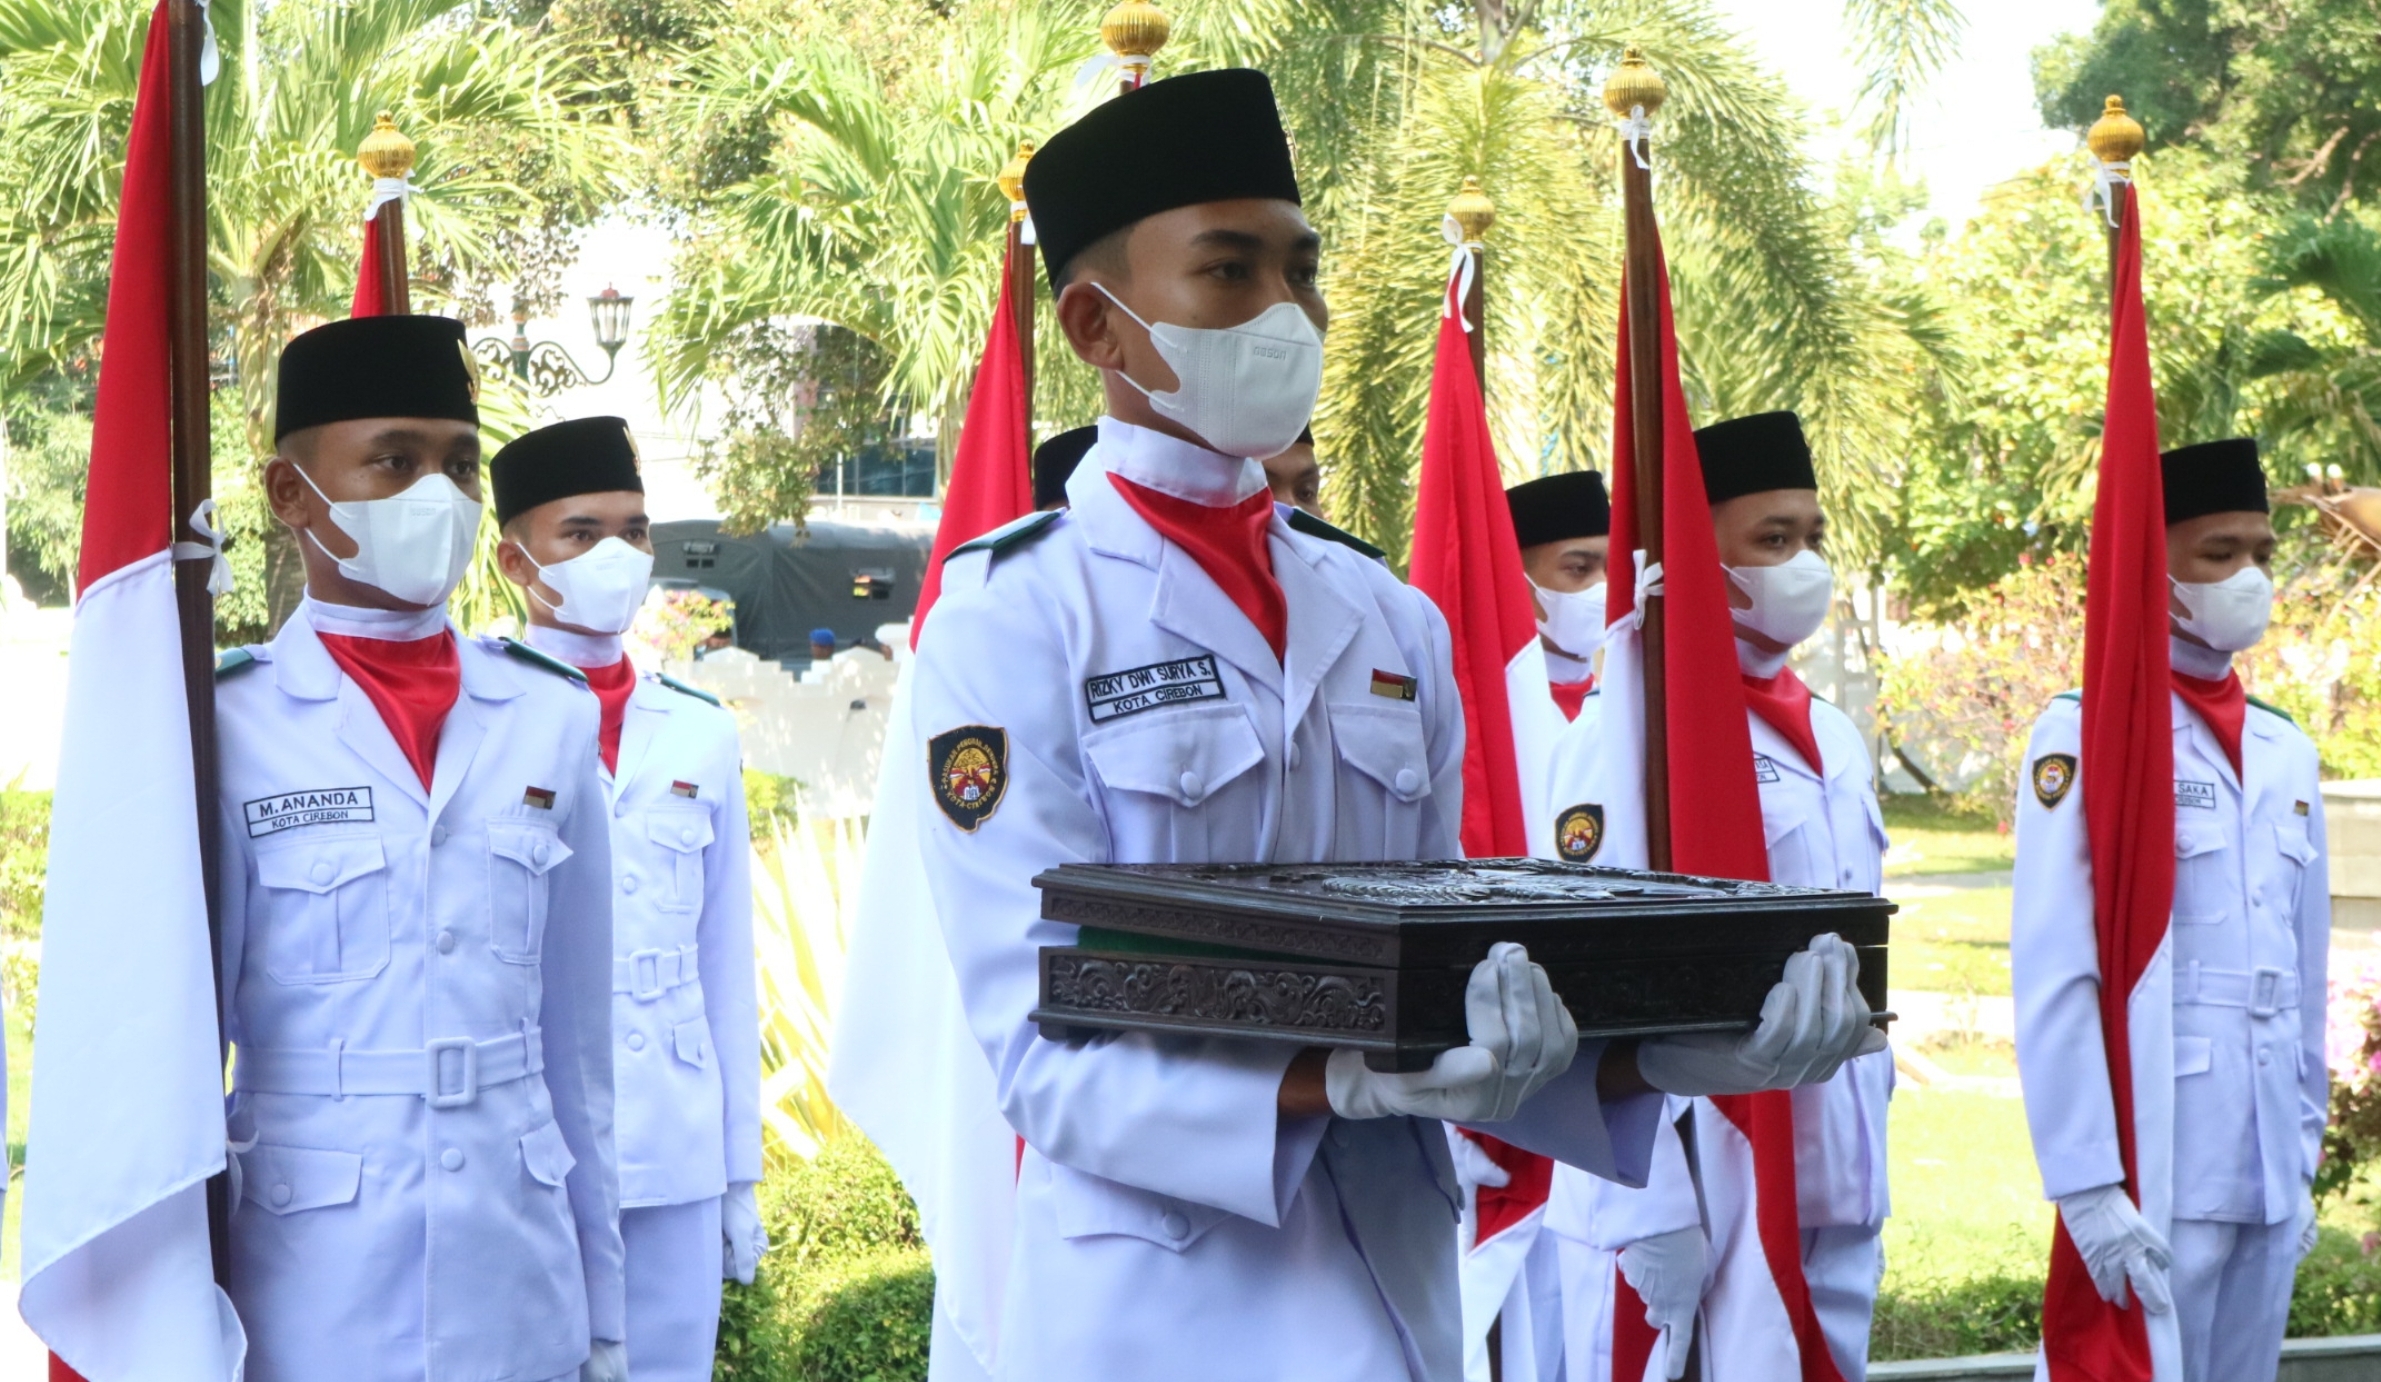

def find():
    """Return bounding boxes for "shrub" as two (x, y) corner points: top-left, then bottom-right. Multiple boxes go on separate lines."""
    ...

(1871, 1271), (2043, 1361)
(2291, 1228), (2381, 1337)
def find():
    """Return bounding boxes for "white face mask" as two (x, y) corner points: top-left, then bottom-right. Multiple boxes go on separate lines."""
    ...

(1726, 549), (1834, 649)
(519, 536), (654, 635)
(1094, 285), (1323, 461)
(1534, 580), (1607, 664)
(297, 467), (482, 607)
(2171, 565), (2273, 652)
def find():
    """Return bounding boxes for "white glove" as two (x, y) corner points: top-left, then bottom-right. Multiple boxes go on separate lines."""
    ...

(579, 1339), (627, 1382)
(2295, 1180), (2320, 1259)
(723, 1179), (768, 1285)
(1617, 1226), (1707, 1381)
(2056, 1183), (2172, 1313)
(1328, 943), (1578, 1123)
(1635, 934), (1885, 1097)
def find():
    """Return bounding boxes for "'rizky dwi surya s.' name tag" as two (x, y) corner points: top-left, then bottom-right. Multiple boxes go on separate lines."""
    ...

(243, 787), (373, 838)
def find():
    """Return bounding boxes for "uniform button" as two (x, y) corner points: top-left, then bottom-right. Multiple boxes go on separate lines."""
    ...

(436, 930), (456, 954)
(2258, 1047), (2270, 1066)
(440, 1148), (464, 1172)
(627, 1032), (646, 1052)
(622, 874), (640, 895)
(309, 860), (336, 885)
(615, 801), (631, 818)
(1286, 742), (1302, 770)
(431, 825), (449, 847)
(1160, 1211), (1190, 1240)
(681, 827), (698, 846)
(1179, 770), (1204, 801)
(1394, 769), (1422, 796)
(270, 1183), (292, 1207)
(531, 841), (550, 866)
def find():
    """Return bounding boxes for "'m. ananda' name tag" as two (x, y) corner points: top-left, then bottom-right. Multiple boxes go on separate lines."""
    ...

(1084, 656), (1226, 724)
(244, 787), (374, 838)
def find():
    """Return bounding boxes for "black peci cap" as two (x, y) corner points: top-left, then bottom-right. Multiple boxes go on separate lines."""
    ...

(1034, 426), (1099, 509)
(1024, 69), (1301, 287)
(1694, 411), (1817, 503)
(2162, 438), (2268, 523)
(490, 416), (644, 527)
(1506, 471), (1611, 548)
(275, 315), (479, 442)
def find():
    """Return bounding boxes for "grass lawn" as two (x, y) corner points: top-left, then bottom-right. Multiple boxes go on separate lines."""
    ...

(1890, 886), (2015, 996)
(1882, 794), (2015, 878)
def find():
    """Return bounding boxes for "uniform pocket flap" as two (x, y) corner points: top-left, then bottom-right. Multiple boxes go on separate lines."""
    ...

(1047, 1161), (1229, 1253)
(1329, 702), (1432, 802)
(520, 1120), (577, 1189)
(255, 835), (386, 894)
(2274, 822), (2317, 865)
(2174, 828), (2225, 859)
(647, 811), (716, 855)
(672, 1016), (712, 1069)
(1761, 808), (1806, 850)
(238, 1142), (362, 1215)
(1083, 703), (1265, 807)
(2174, 1034), (2213, 1077)
(489, 822), (572, 875)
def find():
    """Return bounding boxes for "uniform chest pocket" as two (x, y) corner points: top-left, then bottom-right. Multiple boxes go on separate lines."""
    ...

(489, 822), (573, 964)
(1329, 702), (1432, 803)
(2274, 821), (2317, 911)
(2173, 827), (2230, 925)
(1083, 703), (1265, 808)
(644, 808), (715, 912)
(254, 834), (392, 984)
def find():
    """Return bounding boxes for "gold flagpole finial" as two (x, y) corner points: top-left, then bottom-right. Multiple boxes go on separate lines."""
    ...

(358, 112), (416, 180)
(1101, 2), (1171, 69)
(997, 141), (1035, 223)
(2087, 95), (2145, 164)
(1601, 47), (1667, 119)
(1447, 177), (1496, 244)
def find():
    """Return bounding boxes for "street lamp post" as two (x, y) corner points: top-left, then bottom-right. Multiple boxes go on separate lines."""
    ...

(471, 284), (636, 395)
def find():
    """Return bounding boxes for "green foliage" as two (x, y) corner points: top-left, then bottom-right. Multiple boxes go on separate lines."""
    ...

(743, 769), (803, 836)
(2, 374), (93, 605)
(1872, 1272), (2042, 1361)
(0, 790), (50, 1023)
(2236, 532), (2381, 781)
(2292, 1229), (2381, 1337)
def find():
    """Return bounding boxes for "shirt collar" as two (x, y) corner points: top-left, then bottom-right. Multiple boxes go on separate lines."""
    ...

(1072, 416), (1269, 509)
(1735, 637), (1789, 679)
(303, 595), (449, 642)
(526, 622), (627, 670)
(2169, 633), (2234, 681)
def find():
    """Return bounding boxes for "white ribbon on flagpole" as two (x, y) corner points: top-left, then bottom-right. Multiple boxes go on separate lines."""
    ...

(1627, 549), (1664, 631)
(2086, 156), (2131, 228)
(1016, 206), (1037, 246)
(169, 499), (234, 597)
(1617, 104), (1654, 171)
(1441, 215), (1480, 330)
(363, 176), (410, 223)
(196, 0), (220, 85)
(1071, 50), (1151, 97)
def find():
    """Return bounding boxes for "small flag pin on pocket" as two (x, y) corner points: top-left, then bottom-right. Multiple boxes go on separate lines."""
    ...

(522, 786), (557, 810)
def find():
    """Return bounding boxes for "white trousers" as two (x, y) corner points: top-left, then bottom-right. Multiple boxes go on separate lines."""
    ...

(1552, 1224), (1881, 1382)
(2170, 1217), (2297, 1382)
(622, 1197), (723, 1382)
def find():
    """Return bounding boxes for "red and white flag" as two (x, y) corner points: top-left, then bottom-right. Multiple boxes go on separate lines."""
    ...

(352, 208), (393, 316)
(833, 259), (1036, 1376)
(18, 5), (244, 1379)
(1591, 224), (1844, 1382)
(1407, 247), (1566, 1381)
(2038, 179), (2179, 1382)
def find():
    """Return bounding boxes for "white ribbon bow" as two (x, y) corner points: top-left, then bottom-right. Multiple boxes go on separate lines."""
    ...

(1071, 50), (1151, 96)
(2086, 156), (2131, 228)
(363, 176), (410, 223)
(1440, 215), (1479, 330)
(196, 0), (219, 85)
(171, 498), (235, 597)
(1016, 207), (1037, 246)
(1628, 549), (1664, 630)
(1617, 104), (1654, 171)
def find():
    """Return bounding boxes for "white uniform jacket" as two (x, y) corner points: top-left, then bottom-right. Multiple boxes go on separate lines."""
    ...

(1548, 698), (1893, 1252)
(2014, 692), (2328, 1224)
(605, 673), (761, 1209)
(909, 422), (1661, 1382)
(214, 609), (624, 1382)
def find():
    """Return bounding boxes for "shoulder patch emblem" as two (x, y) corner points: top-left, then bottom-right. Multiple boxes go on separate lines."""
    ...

(2032, 753), (2077, 808)
(1555, 804), (1605, 863)
(497, 637), (589, 685)
(657, 673), (722, 707)
(930, 725), (1009, 832)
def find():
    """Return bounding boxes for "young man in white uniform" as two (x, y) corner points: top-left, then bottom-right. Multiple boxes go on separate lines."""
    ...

(492, 417), (766, 1382)
(1545, 412), (1893, 1381)
(1509, 470), (1611, 729)
(219, 316), (625, 1382)
(910, 73), (1882, 1382)
(2012, 437), (2329, 1382)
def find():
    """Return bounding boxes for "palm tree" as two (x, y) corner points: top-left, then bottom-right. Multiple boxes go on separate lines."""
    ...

(2249, 211), (2381, 488)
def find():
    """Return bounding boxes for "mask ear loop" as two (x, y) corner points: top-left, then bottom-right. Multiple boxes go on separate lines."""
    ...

(506, 538), (570, 617)
(1089, 283), (1173, 404)
(288, 460), (365, 567)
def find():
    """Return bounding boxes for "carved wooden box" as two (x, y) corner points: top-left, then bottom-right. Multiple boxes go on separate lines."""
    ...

(1031, 859), (1892, 1071)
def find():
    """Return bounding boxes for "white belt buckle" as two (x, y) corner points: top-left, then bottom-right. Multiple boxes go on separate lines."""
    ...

(2251, 967), (2286, 1018)
(427, 1037), (480, 1108)
(631, 948), (666, 1001)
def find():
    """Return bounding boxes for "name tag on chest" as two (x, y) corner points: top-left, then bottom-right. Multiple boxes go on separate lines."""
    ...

(1753, 754), (1781, 784)
(2176, 779), (2218, 810)
(245, 787), (375, 838)
(1084, 656), (1226, 724)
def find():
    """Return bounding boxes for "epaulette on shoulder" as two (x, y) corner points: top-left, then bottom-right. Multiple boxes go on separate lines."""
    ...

(2247, 693), (2297, 726)
(496, 637), (589, 685)
(1287, 508), (1387, 562)
(953, 509), (1063, 560)
(214, 647), (261, 679)
(656, 673), (722, 707)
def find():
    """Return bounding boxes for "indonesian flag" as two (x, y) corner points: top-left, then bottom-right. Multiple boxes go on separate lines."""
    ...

(17, 6), (245, 1379)
(1592, 225), (1843, 1382)
(352, 211), (391, 316)
(1406, 252), (1566, 1381)
(2039, 180), (2179, 1382)
(912, 264), (1033, 644)
(831, 259), (1035, 1377)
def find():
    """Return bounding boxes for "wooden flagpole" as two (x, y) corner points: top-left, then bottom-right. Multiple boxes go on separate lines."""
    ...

(359, 113), (415, 314)
(997, 142), (1037, 450)
(1606, 48), (1673, 872)
(1448, 177), (1494, 395)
